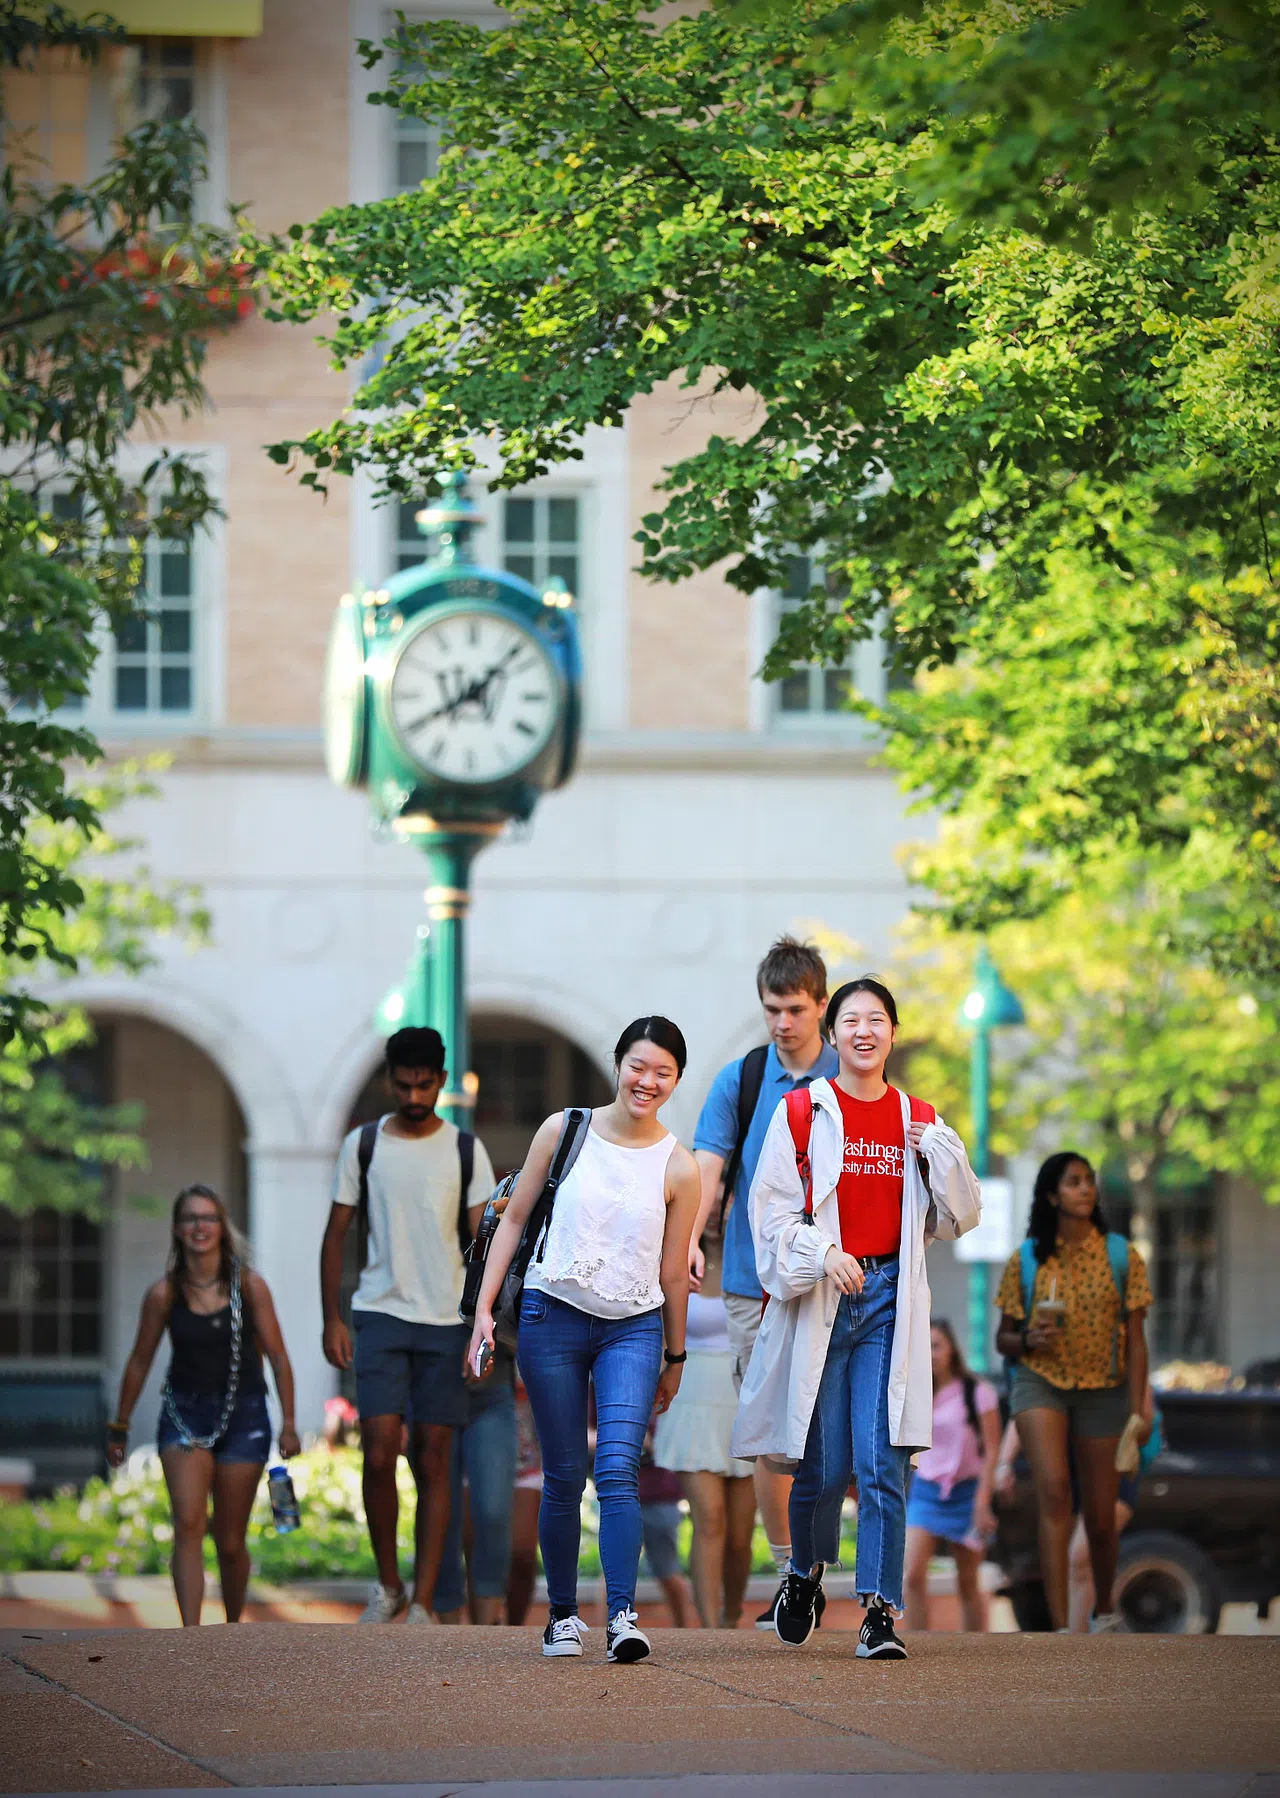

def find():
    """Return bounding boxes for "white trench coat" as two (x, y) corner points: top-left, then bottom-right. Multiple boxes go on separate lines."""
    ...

(729, 1079), (981, 1464)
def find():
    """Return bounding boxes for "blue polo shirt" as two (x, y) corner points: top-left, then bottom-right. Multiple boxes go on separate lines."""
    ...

(693, 1039), (840, 1300)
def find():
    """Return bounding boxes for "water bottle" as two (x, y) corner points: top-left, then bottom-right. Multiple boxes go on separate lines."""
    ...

(267, 1464), (300, 1533)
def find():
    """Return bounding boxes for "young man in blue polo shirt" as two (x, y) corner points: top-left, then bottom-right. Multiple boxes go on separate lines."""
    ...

(690, 936), (837, 1627)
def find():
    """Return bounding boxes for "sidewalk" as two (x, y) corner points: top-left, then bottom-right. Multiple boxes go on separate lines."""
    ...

(3, 1619), (1278, 1792)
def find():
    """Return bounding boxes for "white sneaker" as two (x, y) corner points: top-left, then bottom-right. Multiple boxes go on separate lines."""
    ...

(405, 1602), (436, 1624)
(1089, 1611), (1124, 1634)
(358, 1582), (409, 1624)
(542, 1613), (590, 1657)
(606, 1607), (651, 1664)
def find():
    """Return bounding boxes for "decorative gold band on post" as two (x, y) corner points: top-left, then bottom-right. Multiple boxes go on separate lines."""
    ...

(425, 885), (470, 919)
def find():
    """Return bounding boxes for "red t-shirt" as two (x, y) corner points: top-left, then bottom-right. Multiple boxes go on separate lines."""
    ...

(835, 1083), (905, 1259)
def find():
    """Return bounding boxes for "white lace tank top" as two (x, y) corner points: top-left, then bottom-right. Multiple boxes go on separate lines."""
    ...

(525, 1123), (675, 1319)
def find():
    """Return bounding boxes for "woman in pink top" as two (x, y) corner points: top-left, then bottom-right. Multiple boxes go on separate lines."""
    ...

(903, 1319), (1001, 1632)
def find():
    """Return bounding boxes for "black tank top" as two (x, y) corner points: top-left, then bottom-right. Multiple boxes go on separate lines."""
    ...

(166, 1284), (266, 1398)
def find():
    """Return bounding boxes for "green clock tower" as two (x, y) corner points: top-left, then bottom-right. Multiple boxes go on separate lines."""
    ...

(323, 473), (582, 1125)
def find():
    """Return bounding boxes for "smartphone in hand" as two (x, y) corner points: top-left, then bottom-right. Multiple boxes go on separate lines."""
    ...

(470, 1339), (493, 1382)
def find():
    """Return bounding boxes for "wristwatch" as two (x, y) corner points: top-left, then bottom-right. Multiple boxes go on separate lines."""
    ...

(663, 1350), (687, 1366)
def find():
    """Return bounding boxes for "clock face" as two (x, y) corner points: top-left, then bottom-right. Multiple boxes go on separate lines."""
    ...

(388, 609), (559, 785)
(324, 595), (367, 787)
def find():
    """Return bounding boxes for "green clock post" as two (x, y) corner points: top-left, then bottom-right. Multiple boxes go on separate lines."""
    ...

(323, 473), (582, 1126)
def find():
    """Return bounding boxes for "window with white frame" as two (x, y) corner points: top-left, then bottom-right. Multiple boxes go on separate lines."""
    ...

(502, 494), (581, 600)
(28, 480), (209, 727)
(772, 553), (886, 727)
(110, 532), (198, 716)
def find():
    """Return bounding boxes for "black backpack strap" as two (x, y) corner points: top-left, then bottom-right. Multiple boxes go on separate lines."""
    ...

(530, 1106), (591, 1266)
(456, 1129), (476, 1259)
(717, 1045), (768, 1232)
(356, 1119), (380, 1270)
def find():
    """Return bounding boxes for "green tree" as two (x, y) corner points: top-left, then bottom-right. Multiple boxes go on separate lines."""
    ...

(810, 0), (1280, 239)
(0, 766), (208, 1216)
(816, 833), (1280, 1212)
(2, 1), (239, 1044)
(252, 0), (1277, 974)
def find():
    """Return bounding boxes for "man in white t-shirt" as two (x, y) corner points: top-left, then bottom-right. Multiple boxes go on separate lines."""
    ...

(320, 1027), (495, 1624)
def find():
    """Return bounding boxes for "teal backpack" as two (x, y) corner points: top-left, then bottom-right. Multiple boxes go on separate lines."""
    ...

(1017, 1234), (1164, 1472)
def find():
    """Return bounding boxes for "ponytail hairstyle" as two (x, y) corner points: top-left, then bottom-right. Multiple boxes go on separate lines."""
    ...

(932, 1316), (981, 1438)
(166, 1184), (249, 1297)
(613, 1016), (688, 1076)
(1027, 1151), (1106, 1267)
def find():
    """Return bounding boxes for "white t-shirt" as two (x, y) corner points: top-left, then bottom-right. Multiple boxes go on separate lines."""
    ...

(333, 1117), (495, 1327)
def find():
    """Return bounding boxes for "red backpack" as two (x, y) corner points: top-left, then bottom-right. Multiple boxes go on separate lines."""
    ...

(783, 1086), (936, 1218)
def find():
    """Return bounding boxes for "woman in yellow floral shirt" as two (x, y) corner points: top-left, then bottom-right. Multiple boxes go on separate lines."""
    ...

(995, 1152), (1152, 1633)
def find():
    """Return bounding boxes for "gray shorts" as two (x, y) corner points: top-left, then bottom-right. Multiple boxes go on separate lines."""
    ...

(723, 1291), (765, 1392)
(352, 1310), (469, 1428)
(640, 1500), (683, 1581)
(1009, 1365), (1129, 1439)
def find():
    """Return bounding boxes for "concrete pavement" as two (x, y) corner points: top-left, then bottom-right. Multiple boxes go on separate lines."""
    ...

(3, 1623), (1278, 1794)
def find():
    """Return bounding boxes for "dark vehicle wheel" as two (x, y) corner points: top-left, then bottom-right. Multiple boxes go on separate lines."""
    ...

(1115, 1531), (1223, 1634)
(1007, 1580), (1054, 1633)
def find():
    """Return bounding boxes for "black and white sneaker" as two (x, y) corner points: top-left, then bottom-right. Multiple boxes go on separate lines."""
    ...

(542, 1613), (590, 1657)
(757, 1577), (826, 1633)
(856, 1600), (907, 1659)
(774, 1568), (825, 1646)
(606, 1607), (651, 1663)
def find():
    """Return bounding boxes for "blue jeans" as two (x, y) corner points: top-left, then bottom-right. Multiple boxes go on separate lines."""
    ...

(433, 1376), (518, 1613)
(789, 1261), (910, 1611)
(517, 1289), (663, 1618)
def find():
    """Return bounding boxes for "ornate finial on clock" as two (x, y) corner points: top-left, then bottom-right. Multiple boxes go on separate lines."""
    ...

(414, 469), (481, 567)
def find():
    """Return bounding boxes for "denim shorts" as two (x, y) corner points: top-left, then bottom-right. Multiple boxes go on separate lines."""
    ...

(352, 1309), (469, 1427)
(640, 1500), (683, 1581)
(157, 1388), (272, 1464)
(1010, 1365), (1129, 1438)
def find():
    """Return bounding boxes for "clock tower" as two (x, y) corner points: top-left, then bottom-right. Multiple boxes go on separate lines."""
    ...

(324, 472), (582, 1125)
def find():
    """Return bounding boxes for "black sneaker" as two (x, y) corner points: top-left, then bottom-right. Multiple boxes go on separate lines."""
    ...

(757, 1578), (826, 1632)
(856, 1600), (907, 1660)
(773, 1568), (824, 1646)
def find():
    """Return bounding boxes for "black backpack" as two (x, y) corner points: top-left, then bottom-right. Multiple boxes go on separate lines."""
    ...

(459, 1106), (592, 1351)
(356, 1118), (476, 1268)
(717, 1045), (769, 1231)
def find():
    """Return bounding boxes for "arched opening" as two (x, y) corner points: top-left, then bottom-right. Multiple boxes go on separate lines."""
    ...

(0, 1014), (248, 1488)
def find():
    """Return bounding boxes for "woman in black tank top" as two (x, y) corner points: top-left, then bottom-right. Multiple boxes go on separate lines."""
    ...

(108, 1184), (300, 1626)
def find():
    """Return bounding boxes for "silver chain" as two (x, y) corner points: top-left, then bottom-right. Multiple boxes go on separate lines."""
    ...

(161, 1258), (243, 1452)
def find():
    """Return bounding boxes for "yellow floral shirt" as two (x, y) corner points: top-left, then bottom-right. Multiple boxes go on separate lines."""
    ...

(995, 1230), (1153, 1391)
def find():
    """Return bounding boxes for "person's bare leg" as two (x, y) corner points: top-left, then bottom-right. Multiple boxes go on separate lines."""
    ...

(506, 1485), (541, 1625)
(903, 1525), (934, 1632)
(360, 1415), (406, 1595)
(951, 1541), (987, 1633)
(683, 1471), (728, 1629)
(411, 1421), (454, 1611)
(659, 1572), (692, 1626)
(161, 1447), (214, 1626)
(472, 1594), (504, 1625)
(1075, 1434), (1123, 1617)
(1015, 1407), (1073, 1630)
(755, 1461), (792, 1566)
(210, 1460), (265, 1622)
(1067, 1513), (1093, 1632)
(722, 1475), (757, 1627)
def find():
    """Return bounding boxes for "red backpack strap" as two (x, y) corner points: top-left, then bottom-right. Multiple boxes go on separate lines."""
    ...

(784, 1087), (816, 1220)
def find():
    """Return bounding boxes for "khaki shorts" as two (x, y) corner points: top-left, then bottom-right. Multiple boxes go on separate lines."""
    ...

(724, 1291), (766, 1391)
(1009, 1365), (1129, 1439)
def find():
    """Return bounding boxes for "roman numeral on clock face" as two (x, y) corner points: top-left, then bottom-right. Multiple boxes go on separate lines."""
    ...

(389, 610), (558, 784)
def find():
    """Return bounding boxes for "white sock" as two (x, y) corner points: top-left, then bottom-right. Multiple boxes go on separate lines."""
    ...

(768, 1541), (791, 1576)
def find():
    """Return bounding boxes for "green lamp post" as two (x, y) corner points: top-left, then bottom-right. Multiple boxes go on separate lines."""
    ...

(959, 945), (1025, 1371)
(323, 473), (582, 1126)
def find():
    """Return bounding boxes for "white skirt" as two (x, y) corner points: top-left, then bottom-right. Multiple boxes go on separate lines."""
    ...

(652, 1349), (755, 1478)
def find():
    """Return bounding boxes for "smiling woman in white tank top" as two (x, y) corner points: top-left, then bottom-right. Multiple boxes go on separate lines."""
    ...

(467, 1017), (701, 1666)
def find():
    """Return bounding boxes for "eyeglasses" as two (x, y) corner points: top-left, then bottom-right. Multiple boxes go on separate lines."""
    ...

(177, 1213), (220, 1229)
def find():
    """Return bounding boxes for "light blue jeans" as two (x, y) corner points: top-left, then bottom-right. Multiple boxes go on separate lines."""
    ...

(433, 1375), (518, 1614)
(517, 1288), (663, 1618)
(788, 1261), (910, 1610)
